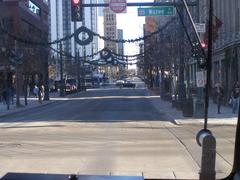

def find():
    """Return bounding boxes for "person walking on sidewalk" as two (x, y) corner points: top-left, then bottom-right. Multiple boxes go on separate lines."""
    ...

(215, 83), (224, 114)
(231, 82), (240, 114)
(39, 85), (44, 102)
(2, 88), (10, 110)
(33, 85), (39, 98)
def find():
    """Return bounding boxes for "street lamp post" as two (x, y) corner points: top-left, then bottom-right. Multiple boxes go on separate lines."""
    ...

(59, 42), (65, 97)
(77, 50), (81, 91)
(44, 47), (50, 101)
(14, 40), (22, 107)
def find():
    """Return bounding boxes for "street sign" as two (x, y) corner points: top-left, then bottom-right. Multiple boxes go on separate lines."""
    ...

(195, 23), (206, 33)
(138, 6), (175, 16)
(109, 0), (127, 13)
(196, 71), (206, 87)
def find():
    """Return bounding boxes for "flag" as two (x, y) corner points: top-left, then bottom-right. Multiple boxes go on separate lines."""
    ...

(145, 17), (157, 33)
(204, 15), (223, 44)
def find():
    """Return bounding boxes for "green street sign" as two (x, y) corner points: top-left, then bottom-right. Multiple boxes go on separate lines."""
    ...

(138, 6), (175, 16)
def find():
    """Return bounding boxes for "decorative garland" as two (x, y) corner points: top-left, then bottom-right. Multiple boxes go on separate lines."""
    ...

(0, 17), (176, 46)
(49, 46), (143, 66)
(91, 17), (177, 43)
(74, 26), (93, 46)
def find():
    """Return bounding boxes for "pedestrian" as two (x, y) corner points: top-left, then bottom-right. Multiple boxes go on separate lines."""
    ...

(36, 84), (44, 103)
(33, 85), (39, 98)
(231, 82), (240, 114)
(9, 86), (14, 104)
(40, 85), (45, 100)
(2, 88), (10, 110)
(27, 85), (30, 97)
(215, 83), (224, 114)
(2, 88), (7, 105)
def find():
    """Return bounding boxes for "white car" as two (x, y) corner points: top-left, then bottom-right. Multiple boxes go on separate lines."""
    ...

(115, 80), (125, 87)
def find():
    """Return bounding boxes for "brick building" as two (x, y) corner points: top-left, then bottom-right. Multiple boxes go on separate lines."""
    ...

(198, 0), (240, 100)
(0, 0), (49, 96)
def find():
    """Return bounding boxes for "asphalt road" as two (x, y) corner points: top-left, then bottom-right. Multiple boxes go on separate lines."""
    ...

(0, 88), (236, 179)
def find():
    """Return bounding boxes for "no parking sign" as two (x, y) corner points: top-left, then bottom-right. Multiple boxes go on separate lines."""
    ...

(196, 71), (206, 87)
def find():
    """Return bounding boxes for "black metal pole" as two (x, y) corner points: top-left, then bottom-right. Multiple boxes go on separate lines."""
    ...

(59, 42), (65, 97)
(180, 0), (207, 59)
(204, 0), (213, 130)
(231, 104), (240, 175)
(77, 51), (81, 91)
(82, 2), (197, 7)
(14, 40), (22, 107)
(178, 5), (186, 106)
(4, 69), (10, 110)
(44, 50), (50, 101)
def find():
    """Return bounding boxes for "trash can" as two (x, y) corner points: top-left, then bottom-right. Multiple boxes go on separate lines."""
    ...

(182, 98), (193, 117)
(172, 95), (177, 108)
(193, 100), (205, 118)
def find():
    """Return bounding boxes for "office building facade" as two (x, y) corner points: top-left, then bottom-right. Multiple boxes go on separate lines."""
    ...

(49, 0), (99, 80)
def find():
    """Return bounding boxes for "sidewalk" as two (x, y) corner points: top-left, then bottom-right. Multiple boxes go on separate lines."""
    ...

(148, 89), (238, 126)
(0, 91), (81, 118)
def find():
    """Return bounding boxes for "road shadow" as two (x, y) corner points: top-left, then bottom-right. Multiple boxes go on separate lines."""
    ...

(0, 88), (175, 124)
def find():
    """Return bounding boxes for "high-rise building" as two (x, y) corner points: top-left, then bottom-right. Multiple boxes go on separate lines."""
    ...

(49, 0), (98, 80)
(102, 0), (119, 82)
(117, 29), (124, 54)
(103, 0), (117, 52)
(0, 0), (49, 93)
(117, 29), (126, 79)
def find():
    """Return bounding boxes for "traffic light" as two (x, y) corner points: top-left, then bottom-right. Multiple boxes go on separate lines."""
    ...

(71, 0), (82, 22)
(200, 42), (207, 49)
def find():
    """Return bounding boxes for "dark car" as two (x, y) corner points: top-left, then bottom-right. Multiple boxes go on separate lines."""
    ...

(123, 81), (135, 88)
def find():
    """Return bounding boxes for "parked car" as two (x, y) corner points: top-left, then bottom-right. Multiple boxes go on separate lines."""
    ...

(123, 81), (136, 88)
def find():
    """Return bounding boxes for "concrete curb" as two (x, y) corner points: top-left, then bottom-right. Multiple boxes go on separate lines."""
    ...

(146, 89), (238, 126)
(0, 91), (85, 118)
(0, 101), (56, 118)
(175, 119), (237, 126)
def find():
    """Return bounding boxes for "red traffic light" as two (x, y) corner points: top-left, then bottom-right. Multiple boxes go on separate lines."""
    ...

(72, 0), (80, 5)
(71, 0), (82, 21)
(201, 42), (207, 48)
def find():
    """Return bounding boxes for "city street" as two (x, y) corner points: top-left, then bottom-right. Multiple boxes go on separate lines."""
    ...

(0, 88), (236, 179)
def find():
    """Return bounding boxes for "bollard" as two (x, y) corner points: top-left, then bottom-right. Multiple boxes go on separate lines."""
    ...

(196, 129), (216, 180)
(69, 174), (78, 180)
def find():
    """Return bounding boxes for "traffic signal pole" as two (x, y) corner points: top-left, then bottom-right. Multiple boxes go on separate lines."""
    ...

(82, 2), (197, 7)
(177, 5), (186, 107)
(71, 0), (83, 21)
(204, 0), (213, 130)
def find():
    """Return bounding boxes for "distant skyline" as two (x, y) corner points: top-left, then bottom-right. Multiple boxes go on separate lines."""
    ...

(98, 0), (154, 69)
(117, 0), (153, 55)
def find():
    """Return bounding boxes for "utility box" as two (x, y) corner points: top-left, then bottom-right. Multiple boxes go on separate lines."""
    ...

(182, 98), (193, 117)
(193, 99), (205, 118)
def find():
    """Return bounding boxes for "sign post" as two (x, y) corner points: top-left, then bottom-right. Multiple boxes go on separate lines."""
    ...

(109, 0), (127, 13)
(196, 71), (206, 88)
